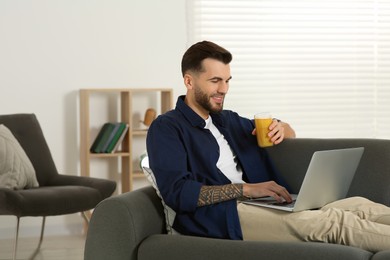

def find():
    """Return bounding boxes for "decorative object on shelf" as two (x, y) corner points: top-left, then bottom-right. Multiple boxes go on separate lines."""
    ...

(142, 108), (157, 127)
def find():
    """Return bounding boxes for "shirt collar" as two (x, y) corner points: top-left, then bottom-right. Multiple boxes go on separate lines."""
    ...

(176, 95), (206, 128)
(175, 95), (225, 128)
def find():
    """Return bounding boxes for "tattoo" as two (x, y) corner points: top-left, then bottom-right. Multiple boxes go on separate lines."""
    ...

(197, 184), (244, 207)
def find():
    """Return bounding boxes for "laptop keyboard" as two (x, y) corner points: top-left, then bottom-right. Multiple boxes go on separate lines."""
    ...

(271, 200), (296, 208)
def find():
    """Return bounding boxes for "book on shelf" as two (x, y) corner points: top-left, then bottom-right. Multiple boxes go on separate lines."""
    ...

(90, 122), (128, 153)
(90, 123), (115, 153)
(100, 123), (122, 152)
(106, 123), (129, 153)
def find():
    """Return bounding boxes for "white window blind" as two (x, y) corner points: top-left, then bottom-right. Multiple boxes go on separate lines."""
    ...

(187, 0), (390, 138)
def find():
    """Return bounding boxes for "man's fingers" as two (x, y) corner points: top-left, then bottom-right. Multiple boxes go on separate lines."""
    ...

(269, 183), (292, 202)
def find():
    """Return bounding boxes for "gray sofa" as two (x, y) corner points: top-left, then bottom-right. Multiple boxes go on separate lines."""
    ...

(84, 138), (390, 260)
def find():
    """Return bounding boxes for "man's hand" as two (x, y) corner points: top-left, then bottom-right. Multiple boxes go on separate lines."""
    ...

(197, 181), (292, 207)
(243, 181), (292, 203)
(252, 119), (296, 145)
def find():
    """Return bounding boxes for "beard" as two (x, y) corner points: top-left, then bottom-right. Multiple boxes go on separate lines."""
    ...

(194, 86), (224, 114)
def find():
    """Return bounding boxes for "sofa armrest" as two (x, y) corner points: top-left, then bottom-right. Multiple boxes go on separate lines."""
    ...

(84, 186), (165, 260)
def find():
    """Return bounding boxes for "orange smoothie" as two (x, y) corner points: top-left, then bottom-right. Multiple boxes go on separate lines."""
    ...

(254, 118), (273, 147)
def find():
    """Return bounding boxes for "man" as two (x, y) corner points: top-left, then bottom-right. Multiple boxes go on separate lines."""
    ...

(146, 41), (390, 252)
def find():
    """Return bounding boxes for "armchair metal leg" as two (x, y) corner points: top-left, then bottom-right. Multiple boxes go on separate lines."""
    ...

(13, 217), (20, 260)
(81, 211), (91, 235)
(81, 211), (90, 225)
(13, 217), (46, 260)
(29, 217), (46, 260)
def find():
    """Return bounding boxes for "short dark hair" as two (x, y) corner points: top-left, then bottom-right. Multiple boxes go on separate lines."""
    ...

(181, 41), (232, 77)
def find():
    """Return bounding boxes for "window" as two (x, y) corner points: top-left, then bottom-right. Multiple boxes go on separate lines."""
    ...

(187, 0), (390, 138)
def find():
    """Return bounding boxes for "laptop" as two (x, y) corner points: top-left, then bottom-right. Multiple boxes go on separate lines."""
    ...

(242, 147), (364, 212)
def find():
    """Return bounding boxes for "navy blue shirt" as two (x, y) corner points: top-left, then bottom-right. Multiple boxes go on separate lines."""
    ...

(146, 95), (287, 240)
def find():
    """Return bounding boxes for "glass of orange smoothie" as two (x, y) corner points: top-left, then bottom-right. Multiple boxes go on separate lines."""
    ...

(254, 112), (273, 148)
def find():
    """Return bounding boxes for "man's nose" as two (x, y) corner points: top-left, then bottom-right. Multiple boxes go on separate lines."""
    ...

(218, 81), (229, 94)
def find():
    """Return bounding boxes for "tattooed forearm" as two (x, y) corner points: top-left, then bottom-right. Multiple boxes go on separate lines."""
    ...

(197, 184), (244, 207)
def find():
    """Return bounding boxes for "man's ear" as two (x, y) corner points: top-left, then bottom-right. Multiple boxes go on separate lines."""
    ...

(183, 73), (194, 90)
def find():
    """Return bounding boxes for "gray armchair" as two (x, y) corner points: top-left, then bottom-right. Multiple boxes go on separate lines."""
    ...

(85, 138), (390, 260)
(0, 113), (116, 260)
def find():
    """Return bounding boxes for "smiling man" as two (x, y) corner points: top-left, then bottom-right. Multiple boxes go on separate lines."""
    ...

(146, 41), (295, 240)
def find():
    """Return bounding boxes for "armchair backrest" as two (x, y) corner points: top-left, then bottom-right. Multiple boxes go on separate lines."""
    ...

(0, 113), (59, 186)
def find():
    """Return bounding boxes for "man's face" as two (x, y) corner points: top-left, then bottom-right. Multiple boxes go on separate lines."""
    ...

(186, 58), (232, 117)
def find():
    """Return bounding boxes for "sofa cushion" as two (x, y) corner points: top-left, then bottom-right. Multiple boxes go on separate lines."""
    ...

(138, 234), (373, 260)
(141, 155), (177, 234)
(0, 124), (39, 189)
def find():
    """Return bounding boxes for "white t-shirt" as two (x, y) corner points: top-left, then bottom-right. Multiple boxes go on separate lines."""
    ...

(204, 116), (245, 184)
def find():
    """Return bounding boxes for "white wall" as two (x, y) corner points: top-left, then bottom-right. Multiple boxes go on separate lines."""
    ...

(0, 0), (187, 239)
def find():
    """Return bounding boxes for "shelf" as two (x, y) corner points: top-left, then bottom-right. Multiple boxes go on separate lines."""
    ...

(79, 88), (173, 193)
(132, 129), (148, 136)
(133, 171), (145, 178)
(89, 152), (130, 158)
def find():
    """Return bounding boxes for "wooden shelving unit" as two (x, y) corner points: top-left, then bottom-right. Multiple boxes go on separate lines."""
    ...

(79, 88), (173, 193)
